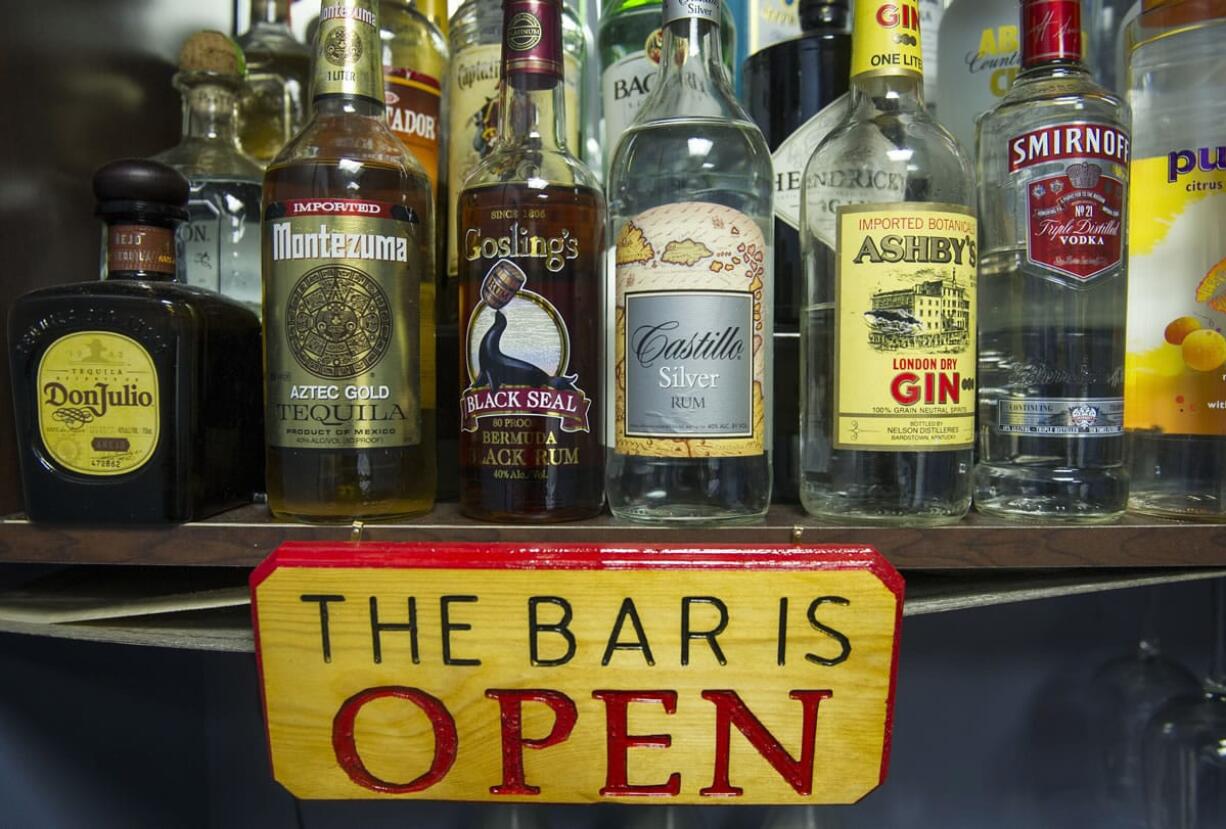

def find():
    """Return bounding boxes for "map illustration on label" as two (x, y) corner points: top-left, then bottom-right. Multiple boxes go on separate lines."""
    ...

(264, 198), (422, 451)
(462, 260), (591, 433)
(615, 202), (767, 458)
(1126, 147), (1226, 437)
(37, 331), (160, 476)
(835, 203), (977, 451)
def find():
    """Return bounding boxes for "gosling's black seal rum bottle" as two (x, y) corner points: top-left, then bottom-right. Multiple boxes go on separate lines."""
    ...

(262, 0), (436, 521)
(8, 159), (263, 523)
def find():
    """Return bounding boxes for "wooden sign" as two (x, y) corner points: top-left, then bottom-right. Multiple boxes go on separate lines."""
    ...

(251, 543), (903, 804)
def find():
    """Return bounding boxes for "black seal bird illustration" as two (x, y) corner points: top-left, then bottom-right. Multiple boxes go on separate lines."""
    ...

(474, 310), (578, 392)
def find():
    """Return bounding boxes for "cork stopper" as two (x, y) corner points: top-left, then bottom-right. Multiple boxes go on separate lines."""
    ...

(177, 30), (246, 77)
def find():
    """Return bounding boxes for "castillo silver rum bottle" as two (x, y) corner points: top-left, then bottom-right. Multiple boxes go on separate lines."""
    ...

(605, 0), (774, 524)
(974, 0), (1130, 521)
(800, 0), (977, 524)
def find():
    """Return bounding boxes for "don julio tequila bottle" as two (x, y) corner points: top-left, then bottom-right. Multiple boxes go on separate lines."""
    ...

(458, 0), (605, 522)
(800, 0), (977, 523)
(606, 0), (774, 523)
(262, 0), (436, 521)
(974, 0), (1129, 521)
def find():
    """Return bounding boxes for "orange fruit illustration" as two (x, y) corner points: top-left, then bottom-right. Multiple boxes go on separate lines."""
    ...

(1181, 328), (1226, 372)
(1165, 316), (1202, 345)
(1195, 255), (1226, 312)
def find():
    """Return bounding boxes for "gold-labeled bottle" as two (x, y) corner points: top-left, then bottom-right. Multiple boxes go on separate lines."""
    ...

(262, 0), (436, 521)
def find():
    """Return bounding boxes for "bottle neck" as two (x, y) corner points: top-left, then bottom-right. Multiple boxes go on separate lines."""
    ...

(801, 1), (851, 32)
(250, 0), (292, 27)
(178, 78), (243, 147)
(313, 94), (385, 119)
(104, 219), (179, 282)
(1021, 0), (1083, 70)
(849, 72), (925, 116)
(497, 0), (569, 154)
(312, 0), (386, 108)
(848, 0), (926, 113)
(654, 13), (733, 107)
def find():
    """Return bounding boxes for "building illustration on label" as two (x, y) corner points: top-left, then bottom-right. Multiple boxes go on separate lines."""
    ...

(461, 260), (591, 433)
(615, 202), (767, 458)
(865, 276), (971, 350)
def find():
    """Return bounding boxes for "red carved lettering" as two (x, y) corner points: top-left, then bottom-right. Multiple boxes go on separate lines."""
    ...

(332, 686), (457, 793)
(592, 690), (681, 797)
(486, 689), (579, 796)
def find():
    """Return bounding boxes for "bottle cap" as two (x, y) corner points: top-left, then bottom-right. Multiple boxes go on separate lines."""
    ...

(1021, 0), (1083, 67)
(178, 30), (246, 77)
(93, 159), (190, 223)
(502, 0), (564, 88)
(662, 0), (721, 26)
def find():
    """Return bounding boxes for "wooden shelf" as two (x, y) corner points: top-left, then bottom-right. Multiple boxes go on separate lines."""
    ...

(1, 502), (1224, 570)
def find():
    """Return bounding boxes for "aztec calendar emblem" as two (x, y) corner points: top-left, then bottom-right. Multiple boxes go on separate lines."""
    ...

(285, 264), (392, 380)
(324, 27), (363, 67)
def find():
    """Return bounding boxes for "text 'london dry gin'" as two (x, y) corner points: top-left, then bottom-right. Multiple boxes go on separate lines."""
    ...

(262, 0), (436, 522)
(974, 0), (1130, 522)
(606, 0), (774, 524)
(800, 0), (977, 524)
(458, 0), (606, 523)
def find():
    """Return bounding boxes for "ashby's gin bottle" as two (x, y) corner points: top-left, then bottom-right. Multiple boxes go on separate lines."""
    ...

(458, 0), (606, 522)
(597, 0), (734, 170)
(262, 0), (436, 521)
(155, 31), (263, 317)
(974, 0), (1129, 521)
(800, 0), (977, 524)
(743, 0), (851, 501)
(606, 0), (774, 523)
(1126, 3), (1226, 519)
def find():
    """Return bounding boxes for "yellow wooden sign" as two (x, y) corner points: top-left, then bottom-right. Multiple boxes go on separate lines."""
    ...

(252, 543), (904, 804)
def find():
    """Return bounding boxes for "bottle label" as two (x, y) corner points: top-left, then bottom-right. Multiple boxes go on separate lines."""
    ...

(802, 145), (910, 249)
(314, 0), (384, 102)
(504, 0), (563, 80)
(997, 396), (1124, 436)
(663, 0), (719, 26)
(108, 224), (176, 276)
(385, 67), (442, 194)
(1010, 123), (1130, 283)
(181, 183), (263, 311)
(263, 198), (422, 450)
(445, 44), (581, 277)
(615, 203), (766, 457)
(37, 331), (160, 476)
(850, 0), (923, 80)
(772, 92), (849, 231)
(1125, 148), (1226, 437)
(834, 204), (977, 450)
(601, 30), (664, 155)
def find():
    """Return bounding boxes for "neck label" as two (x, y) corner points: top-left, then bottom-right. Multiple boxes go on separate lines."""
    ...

(851, 0), (924, 80)
(1022, 0), (1082, 68)
(503, 0), (563, 82)
(314, 0), (383, 102)
(663, 0), (720, 26)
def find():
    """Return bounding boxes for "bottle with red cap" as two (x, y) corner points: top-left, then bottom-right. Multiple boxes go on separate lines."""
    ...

(973, 0), (1131, 521)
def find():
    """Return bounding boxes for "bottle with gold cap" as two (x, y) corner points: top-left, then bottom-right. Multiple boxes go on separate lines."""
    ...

(262, 0), (437, 521)
(799, 0), (977, 524)
(154, 30), (264, 316)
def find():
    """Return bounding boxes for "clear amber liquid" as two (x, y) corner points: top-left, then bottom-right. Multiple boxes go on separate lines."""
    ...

(263, 160), (436, 521)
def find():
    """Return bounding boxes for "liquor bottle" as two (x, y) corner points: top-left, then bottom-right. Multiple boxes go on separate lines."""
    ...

(8, 160), (263, 523)
(417, 0), (451, 34)
(732, 0), (801, 94)
(237, 0), (312, 165)
(458, 0), (605, 522)
(154, 31), (264, 317)
(607, 0), (773, 523)
(800, 0), (977, 524)
(1125, 0), (1226, 520)
(598, 0), (735, 170)
(380, 0), (450, 495)
(974, 0), (1129, 521)
(937, 0), (1020, 159)
(743, 0), (850, 502)
(262, 0), (436, 521)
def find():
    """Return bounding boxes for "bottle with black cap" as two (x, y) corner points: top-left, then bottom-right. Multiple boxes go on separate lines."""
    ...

(7, 158), (264, 524)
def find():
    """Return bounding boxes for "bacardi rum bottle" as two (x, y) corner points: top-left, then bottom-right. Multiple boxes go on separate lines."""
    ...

(974, 0), (1130, 521)
(800, 0), (977, 524)
(262, 0), (436, 521)
(606, 0), (774, 523)
(458, 0), (605, 522)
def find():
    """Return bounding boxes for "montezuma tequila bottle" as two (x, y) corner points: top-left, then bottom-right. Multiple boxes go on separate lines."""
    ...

(974, 0), (1129, 521)
(606, 0), (773, 523)
(458, 0), (605, 522)
(800, 0), (977, 524)
(262, 0), (436, 521)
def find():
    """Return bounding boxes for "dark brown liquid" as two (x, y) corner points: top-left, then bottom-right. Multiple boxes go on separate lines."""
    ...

(458, 182), (604, 521)
(263, 160), (436, 521)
